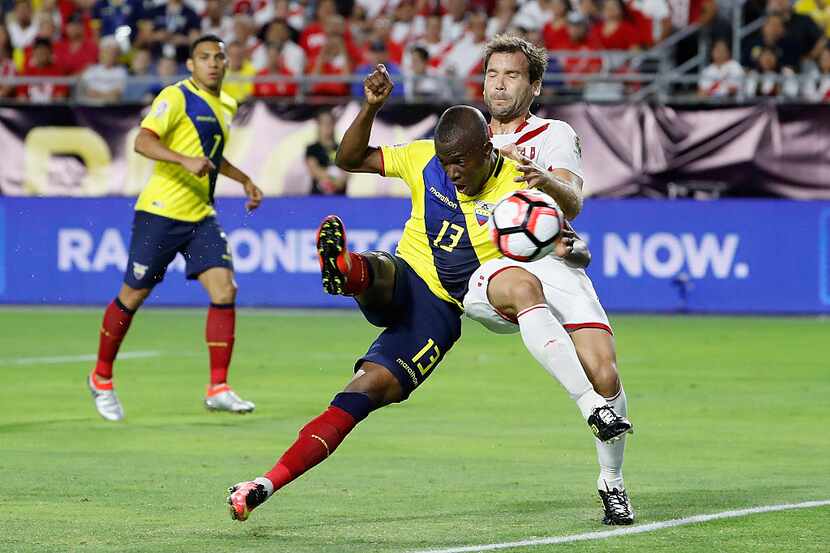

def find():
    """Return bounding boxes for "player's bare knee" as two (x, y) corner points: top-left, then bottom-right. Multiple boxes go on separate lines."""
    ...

(364, 251), (396, 290)
(212, 280), (237, 304)
(511, 276), (545, 310)
(119, 285), (150, 311)
(346, 361), (404, 407)
(587, 358), (620, 397)
(488, 269), (544, 317)
(357, 251), (397, 307)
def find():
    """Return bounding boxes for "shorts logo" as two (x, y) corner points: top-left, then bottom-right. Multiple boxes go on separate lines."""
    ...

(133, 262), (148, 280)
(395, 358), (419, 387)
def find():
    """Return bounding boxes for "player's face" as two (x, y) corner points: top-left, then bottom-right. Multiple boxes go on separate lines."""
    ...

(187, 41), (228, 92)
(484, 51), (540, 122)
(436, 140), (494, 196)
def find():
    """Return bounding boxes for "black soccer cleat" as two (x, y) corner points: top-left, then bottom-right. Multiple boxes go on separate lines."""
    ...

(316, 215), (349, 296)
(587, 405), (633, 443)
(598, 484), (635, 525)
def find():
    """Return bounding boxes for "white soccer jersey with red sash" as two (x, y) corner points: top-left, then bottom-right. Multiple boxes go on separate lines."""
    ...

(465, 113), (612, 334)
(488, 114), (584, 178)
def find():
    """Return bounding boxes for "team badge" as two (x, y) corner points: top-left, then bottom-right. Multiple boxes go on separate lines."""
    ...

(474, 200), (494, 226)
(132, 262), (148, 280)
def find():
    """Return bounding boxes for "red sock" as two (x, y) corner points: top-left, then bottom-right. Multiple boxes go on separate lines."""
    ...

(264, 406), (358, 490)
(206, 303), (235, 385)
(337, 252), (371, 295)
(94, 298), (135, 380)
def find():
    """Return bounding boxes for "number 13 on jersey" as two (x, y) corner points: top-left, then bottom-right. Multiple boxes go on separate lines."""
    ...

(433, 220), (465, 252)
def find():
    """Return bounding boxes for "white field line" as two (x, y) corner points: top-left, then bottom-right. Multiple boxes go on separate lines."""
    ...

(0, 350), (162, 366)
(411, 499), (830, 553)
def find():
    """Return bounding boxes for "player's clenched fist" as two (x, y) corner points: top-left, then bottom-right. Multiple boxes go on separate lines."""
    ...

(182, 156), (216, 177)
(364, 64), (394, 106)
(243, 180), (263, 212)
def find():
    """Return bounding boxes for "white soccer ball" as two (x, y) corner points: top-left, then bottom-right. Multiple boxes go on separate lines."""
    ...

(488, 189), (564, 262)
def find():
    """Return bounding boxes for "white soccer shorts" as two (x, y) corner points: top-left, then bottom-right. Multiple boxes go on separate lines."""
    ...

(463, 256), (612, 334)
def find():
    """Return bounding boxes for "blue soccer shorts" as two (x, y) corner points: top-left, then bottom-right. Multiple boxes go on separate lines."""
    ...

(123, 210), (233, 289)
(356, 256), (463, 399)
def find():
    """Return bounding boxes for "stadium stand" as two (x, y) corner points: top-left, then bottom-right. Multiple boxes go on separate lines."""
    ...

(0, 0), (827, 104)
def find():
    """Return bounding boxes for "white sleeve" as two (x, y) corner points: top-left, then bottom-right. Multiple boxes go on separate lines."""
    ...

(538, 121), (584, 179)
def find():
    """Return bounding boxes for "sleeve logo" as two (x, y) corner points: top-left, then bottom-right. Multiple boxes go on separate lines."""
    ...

(154, 101), (168, 118)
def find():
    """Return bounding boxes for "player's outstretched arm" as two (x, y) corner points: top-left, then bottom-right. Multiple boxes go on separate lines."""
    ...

(220, 158), (263, 212)
(134, 128), (215, 177)
(335, 64), (394, 174)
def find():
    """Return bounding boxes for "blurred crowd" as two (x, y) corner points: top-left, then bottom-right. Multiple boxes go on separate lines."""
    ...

(696, 0), (829, 99)
(0, 0), (828, 103)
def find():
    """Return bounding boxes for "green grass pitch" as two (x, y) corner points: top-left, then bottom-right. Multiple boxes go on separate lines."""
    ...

(1, 308), (828, 552)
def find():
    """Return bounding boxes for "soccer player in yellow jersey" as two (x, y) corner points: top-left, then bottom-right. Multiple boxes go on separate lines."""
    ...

(87, 35), (264, 422)
(227, 65), (584, 521)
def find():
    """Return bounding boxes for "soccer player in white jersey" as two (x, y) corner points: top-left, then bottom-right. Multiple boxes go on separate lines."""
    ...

(462, 34), (635, 525)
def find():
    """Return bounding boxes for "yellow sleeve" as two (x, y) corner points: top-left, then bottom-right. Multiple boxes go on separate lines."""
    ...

(140, 86), (184, 139)
(380, 140), (434, 187)
(221, 90), (239, 119)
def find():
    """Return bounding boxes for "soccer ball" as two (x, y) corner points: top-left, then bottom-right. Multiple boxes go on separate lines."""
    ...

(488, 189), (564, 262)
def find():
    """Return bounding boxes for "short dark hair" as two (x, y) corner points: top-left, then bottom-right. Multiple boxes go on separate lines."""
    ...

(435, 105), (489, 151)
(483, 34), (548, 84)
(189, 34), (224, 58)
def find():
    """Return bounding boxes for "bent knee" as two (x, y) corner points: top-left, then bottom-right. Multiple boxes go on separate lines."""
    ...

(119, 285), (151, 310)
(488, 269), (545, 317)
(347, 361), (404, 406)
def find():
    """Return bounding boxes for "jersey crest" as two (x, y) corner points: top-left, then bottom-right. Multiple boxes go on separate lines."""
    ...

(474, 200), (495, 226)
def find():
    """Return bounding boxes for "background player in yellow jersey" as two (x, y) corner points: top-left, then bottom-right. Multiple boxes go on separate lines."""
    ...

(226, 65), (624, 522)
(87, 35), (263, 422)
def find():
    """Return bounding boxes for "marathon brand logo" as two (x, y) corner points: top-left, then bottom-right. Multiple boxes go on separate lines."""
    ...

(429, 186), (458, 210)
(395, 358), (419, 387)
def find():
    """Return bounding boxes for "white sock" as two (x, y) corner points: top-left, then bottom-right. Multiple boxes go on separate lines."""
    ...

(517, 304), (606, 421)
(254, 476), (274, 497)
(596, 387), (627, 491)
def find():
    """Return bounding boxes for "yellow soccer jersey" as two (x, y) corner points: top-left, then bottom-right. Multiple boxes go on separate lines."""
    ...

(381, 140), (526, 307)
(135, 79), (238, 222)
